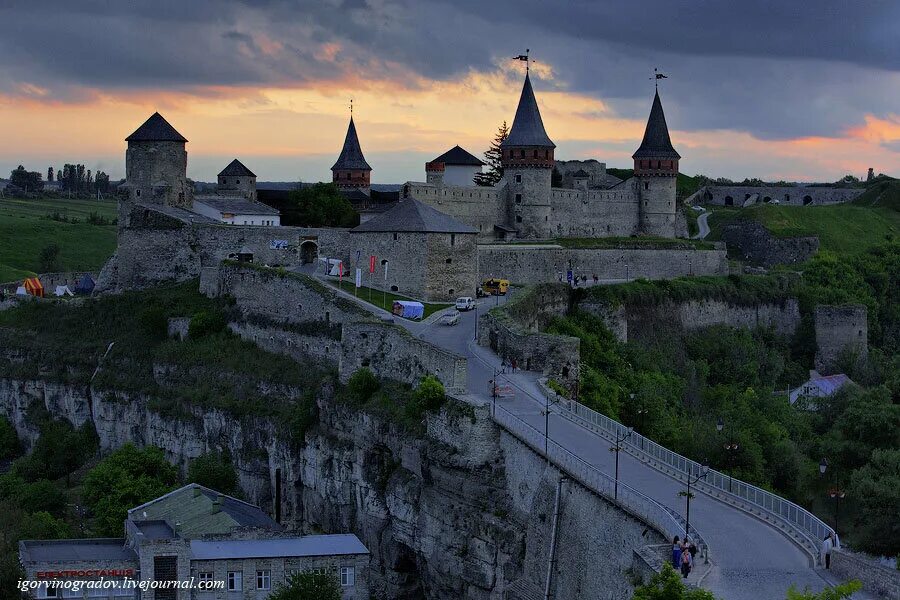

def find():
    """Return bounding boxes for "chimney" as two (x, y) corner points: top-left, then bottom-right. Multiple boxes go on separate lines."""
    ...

(192, 486), (202, 498)
(211, 494), (223, 514)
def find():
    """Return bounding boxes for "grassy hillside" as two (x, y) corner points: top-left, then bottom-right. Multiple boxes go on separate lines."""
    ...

(0, 197), (118, 283)
(706, 201), (899, 255)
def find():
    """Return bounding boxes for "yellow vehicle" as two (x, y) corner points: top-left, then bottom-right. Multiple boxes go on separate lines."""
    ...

(482, 278), (509, 296)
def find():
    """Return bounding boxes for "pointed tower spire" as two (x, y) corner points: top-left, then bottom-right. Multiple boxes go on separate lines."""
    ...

(502, 72), (555, 150)
(633, 90), (679, 176)
(332, 115), (372, 193)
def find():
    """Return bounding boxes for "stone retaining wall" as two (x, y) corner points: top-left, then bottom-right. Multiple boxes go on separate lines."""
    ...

(478, 244), (728, 284)
(340, 322), (467, 393)
(832, 550), (900, 600)
(722, 220), (819, 267)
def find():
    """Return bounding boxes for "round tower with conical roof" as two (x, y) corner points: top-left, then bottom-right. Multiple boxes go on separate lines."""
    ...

(633, 90), (680, 237)
(124, 112), (191, 209)
(501, 73), (555, 239)
(331, 116), (372, 195)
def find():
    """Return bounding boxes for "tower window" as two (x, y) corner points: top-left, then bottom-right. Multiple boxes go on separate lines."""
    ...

(347, 173), (352, 180)
(516, 215), (522, 223)
(520, 149), (526, 158)
(533, 150), (538, 158)
(446, 258), (452, 264)
(644, 182), (649, 190)
(516, 175), (521, 183)
(515, 194), (522, 204)
(393, 233), (399, 241)
(236, 179), (240, 184)
(544, 150), (549, 159)
(450, 234), (455, 246)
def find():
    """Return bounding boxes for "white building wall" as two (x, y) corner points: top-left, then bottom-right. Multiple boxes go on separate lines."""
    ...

(443, 165), (480, 187)
(192, 200), (280, 226)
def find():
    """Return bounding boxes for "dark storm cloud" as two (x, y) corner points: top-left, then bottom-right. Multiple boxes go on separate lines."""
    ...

(0, 0), (897, 139)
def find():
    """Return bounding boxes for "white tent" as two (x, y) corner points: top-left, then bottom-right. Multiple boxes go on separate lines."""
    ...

(54, 285), (74, 297)
(392, 300), (424, 320)
(317, 257), (344, 277)
(15, 286), (27, 296)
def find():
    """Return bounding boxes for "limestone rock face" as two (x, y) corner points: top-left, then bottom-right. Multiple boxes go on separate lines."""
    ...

(0, 376), (659, 599)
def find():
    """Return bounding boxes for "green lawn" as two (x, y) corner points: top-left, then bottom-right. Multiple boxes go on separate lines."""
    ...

(706, 202), (899, 255)
(325, 279), (451, 318)
(0, 197), (118, 282)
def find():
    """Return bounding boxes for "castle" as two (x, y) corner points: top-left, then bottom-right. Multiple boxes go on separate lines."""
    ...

(100, 71), (729, 302)
(333, 72), (685, 240)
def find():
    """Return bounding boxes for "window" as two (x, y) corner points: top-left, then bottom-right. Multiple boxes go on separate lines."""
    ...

(450, 234), (455, 246)
(227, 571), (242, 592)
(256, 570), (271, 590)
(520, 149), (525, 158)
(236, 179), (240, 184)
(136, 189), (141, 197)
(198, 572), (214, 584)
(445, 258), (452, 264)
(515, 174), (521, 183)
(41, 585), (58, 599)
(516, 215), (522, 223)
(644, 182), (649, 190)
(533, 149), (538, 158)
(544, 150), (549, 159)
(340, 566), (356, 587)
(515, 194), (522, 204)
(393, 233), (399, 241)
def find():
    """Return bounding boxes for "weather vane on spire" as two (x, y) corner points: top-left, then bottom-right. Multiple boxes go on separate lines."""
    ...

(349, 98), (353, 115)
(513, 49), (530, 73)
(652, 68), (668, 90)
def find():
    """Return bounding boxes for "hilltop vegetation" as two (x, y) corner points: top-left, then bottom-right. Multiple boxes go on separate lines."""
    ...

(550, 241), (900, 555)
(0, 197), (118, 282)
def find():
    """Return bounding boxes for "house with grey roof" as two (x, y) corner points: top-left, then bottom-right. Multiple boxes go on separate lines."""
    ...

(348, 198), (477, 301)
(191, 158), (280, 225)
(425, 145), (485, 187)
(216, 158), (258, 201)
(19, 484), (370, 599)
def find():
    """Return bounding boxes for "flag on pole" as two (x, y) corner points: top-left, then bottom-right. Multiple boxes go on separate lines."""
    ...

(355, 268), (362, 288)
(384, 261), (388, 281)
(339, 261), (344, 281)
(356, 250), (361, 263)
(369, 255), (376, 273)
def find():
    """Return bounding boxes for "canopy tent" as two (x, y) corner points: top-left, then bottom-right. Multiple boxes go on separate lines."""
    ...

(392, 300), (424, 320)
(318, 257), (344, 277)
(54, 285), (74, 297)
(15, 286), (27, 296)
(23, 277), (44, 297)
(74, 274), (95, 294)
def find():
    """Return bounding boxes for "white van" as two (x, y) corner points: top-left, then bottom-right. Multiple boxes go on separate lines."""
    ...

(455, 297), (475, 311)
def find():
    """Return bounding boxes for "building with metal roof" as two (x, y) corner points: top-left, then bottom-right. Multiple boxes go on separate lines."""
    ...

(425, 145), (485, 186)
(19, 485), (370, 599)
(193, 196), (280, 226)
(125, 112), (188, 143)
(351, 198), (476, 234)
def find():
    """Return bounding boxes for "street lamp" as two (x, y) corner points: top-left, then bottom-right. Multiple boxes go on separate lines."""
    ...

(609, 427), (633, 500)
(819, 458), (845, 533)
(542, 393), (562, 465)
(717, 417), (739, 493)
(679, 465), (709, 539)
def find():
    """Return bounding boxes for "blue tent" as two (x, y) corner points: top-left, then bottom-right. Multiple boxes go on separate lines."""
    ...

(75, 274), (95, 294)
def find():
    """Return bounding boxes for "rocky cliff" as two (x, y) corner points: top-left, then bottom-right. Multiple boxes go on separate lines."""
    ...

(0, 377), (660, 599)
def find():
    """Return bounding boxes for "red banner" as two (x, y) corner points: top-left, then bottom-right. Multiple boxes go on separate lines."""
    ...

(339, 261), (344, 278)
(369, 255), (376, 273)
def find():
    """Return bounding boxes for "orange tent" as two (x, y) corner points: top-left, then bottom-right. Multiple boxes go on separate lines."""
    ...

(23, 277), (44, 297)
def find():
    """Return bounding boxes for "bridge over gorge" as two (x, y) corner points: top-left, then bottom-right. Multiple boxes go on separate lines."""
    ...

(316, 277), (876, 600)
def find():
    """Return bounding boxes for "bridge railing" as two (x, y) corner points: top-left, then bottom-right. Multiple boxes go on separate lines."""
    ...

(491, 403), (710, 560)
(549, 386), (832, 560)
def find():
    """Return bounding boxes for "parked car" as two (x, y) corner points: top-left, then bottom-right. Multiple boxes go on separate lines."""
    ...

(691, 205), (705, 212)
(455, 296), (475, 311)
(440, 311), (460, 326)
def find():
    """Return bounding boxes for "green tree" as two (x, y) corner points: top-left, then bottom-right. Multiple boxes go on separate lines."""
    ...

(268, 571), (342, 600)
(473, 121), (508, 186)
(631, 563), (717, 600)
(187, 450), (242, 498)
(849, 449), (900, 556)
(38, 242), (61, 272)
(9, 165), (43, 192)
(404, 375), (446, 421)
(82, 444), (179, 536)
(283, 183), (358, 227)
(0, 416), (19, 461)
(785, 580), (862, 600)
(345, 368), (380, 405)
(13, 420), (97, 484)
(189, 309), (227, 338)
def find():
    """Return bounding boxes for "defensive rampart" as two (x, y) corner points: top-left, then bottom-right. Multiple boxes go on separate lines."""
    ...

(477, 243), (728, 284)
(692, 185), (863, 207)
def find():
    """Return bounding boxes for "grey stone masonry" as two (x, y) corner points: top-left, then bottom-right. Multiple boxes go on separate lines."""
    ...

(722, 220), (819, 267)
(831, 549), (900, 600)
(814, 304), (868, 375)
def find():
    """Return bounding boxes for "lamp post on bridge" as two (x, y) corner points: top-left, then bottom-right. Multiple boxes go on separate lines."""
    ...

(609, 427), (633, 501)
(679, 464), (709, 540)
(716, 417), (739, 493)
(819, 458), (846, 535)
(542, 393), (562, 465)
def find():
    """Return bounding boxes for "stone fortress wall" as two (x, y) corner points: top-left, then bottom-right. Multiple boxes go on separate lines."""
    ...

(814, 304), (868, 375)
(722, 220), (820, 267)
(477, 243), (729, 284)
(693, 185), (864, 207)
(212, 263), (467, 393)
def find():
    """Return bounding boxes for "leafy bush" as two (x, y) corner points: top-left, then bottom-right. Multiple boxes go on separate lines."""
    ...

(404, 376), (446, 422)
(38, 242), (61, 272)
(188, 310), (227, 338)
(138, 304), (169, 339)
(785, 580), (862, 600)
(12, 419), (97, 483)
(631, 563), (716, 600)
(346, 368), (380, 405)
(268, 571), (342, 600)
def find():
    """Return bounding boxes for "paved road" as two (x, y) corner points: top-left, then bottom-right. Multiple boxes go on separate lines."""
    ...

(323, 284), (869, 600)
(693, 210), (711, 239)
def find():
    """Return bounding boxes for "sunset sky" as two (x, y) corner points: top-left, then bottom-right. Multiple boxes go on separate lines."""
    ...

(1, 1), (898, 184)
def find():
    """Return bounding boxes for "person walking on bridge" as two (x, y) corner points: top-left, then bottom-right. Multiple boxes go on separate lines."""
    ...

(822, 534), (834, 569)
(672, 536), (682, 568)
(680, 544), (693, 578)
